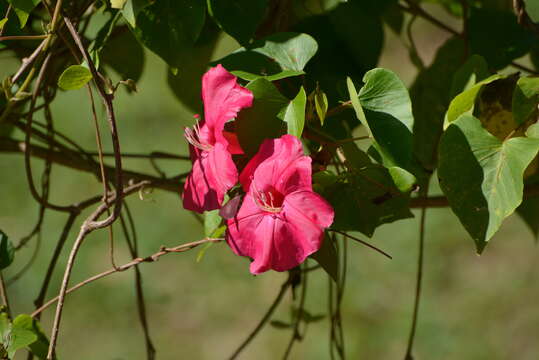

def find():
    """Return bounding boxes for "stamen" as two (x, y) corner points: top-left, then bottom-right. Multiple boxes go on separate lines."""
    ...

(184, 123), (213, 151)
(252, 181), (282, 213)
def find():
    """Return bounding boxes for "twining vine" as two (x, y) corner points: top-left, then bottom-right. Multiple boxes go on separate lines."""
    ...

(1, 0), (539, 359)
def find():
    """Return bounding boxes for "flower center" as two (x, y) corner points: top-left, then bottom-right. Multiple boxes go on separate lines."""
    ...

(253, 185), (284, 213)
(184, 122), (213, 151)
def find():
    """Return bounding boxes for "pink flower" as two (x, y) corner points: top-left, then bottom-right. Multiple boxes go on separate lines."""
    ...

(226, 135), (334, 274)
(182, 65), (253, 213)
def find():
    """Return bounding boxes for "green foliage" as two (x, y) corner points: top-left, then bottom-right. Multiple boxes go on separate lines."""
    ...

(438, 114), (539, 252)
(120, 0), (151, 27)
(215, 32), (318, 81)
(310, 234), (338, 282)
(469, 7), (535, 70)
(524, 0), (539, 22)
(0, 230), (14, 270)
(411, 37), (465, 170)
(445, 74), (504, 125)
(512, 77), (539, 125)
(322, 144), (413, 237)
(0, 314), (51, 359)
(6, 0), (41, 28)
(235, 78), (288, 155)
(57, 65), (93, 91)
(132, 0), (206, 69)
(357, 68), (414, 169)
(283, 87), (307, 138)
(207, 0), (268, 45)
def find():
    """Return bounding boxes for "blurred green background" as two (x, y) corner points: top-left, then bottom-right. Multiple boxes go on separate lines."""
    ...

(1, 5), (539, 359)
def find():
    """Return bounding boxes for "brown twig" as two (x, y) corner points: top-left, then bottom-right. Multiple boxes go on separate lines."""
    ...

(120, 208), (156, 360)
(31, 236), (223, 319)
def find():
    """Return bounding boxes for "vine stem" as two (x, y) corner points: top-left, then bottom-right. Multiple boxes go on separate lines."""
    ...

(32, 236), (223, 318)
(329, 229), (392, 259)
(404, 183), (430, 360)
(0, 272), (11, 318)
(45, 181), (148, 359)
(229, 278), (292, 359)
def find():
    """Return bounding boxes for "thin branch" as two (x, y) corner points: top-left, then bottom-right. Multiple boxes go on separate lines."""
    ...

(31, 237), (223, 319)
(0, 272), (11, 319)
(229, 278), (292, 359)
(0, 35), (49, 41)
(64, 17), (124, 230)
(283, 266), (308, 359)
(404, 184), (429, 360)
(0, 137), (186, 193)
(329, 230), (392, 259)
(120, 208), (156, 360)
(46, 180), (153, 359)
(33, 212), (78, 318)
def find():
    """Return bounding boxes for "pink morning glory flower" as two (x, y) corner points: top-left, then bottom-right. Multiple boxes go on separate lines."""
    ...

(226, 135), (334, 274)
(182, 65), (253, 213)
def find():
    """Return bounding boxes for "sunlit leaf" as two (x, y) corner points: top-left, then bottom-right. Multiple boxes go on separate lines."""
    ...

(214, 32), (318, 81)
(58, 65), (93, 91)
(438, 114), (539, 252)
(283, 87), (306, 138)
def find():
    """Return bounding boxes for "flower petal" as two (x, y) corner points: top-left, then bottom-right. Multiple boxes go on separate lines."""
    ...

(239, 134), (306, 192)
(182, 143), (238, 213)
(201, 64), (253, 145)
(226, 189), (333, 274)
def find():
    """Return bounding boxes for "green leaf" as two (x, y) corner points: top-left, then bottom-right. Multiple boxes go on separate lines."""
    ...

(11, 315), (50, 359)
(411, 37), (465, 170)
(438, 114), (539, 252)
(0, 312), (10, 340)
(445, 74), (504, 126)
(346, 77), (369, 132)
(58, 65), (93, 91)
(100, 26), (145, 82)
(294, 1), (384, 104)
(388, 166), (416, 193)
(214, 32), (318, 81)
(310, 234), (338, 282)
(204, 210), (222, 238)
(524, 0), (539, 23)
(168, 21), (220, 112)
(7, 315), (38, 359)
(323, 143), (414, 237)
(449, 54), (490, 99)
(357, 68), (414, 169)
(132, 0), (206, 68)
(0, 230), (14, 270)
(314, 88), (328, 125)
(207, 0), (268, 45)
(0, 18), (7, 31)
(6, 0), (41, 28)
(382, 3), (404, 34)
(235, 78), (288, 155)
(469, 7), (535, 70)
(121, 0), (151, 27)
(111, 0), (127, 8)
(283, 87), (306, 138)
(512, 77), (539, 125)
